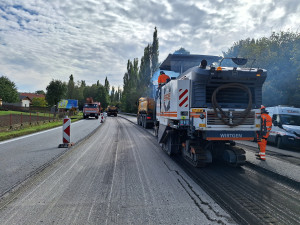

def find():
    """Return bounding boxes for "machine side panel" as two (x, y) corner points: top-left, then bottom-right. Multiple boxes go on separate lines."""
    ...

(177, 80), (190, 119)
(159, 81), (178, 120)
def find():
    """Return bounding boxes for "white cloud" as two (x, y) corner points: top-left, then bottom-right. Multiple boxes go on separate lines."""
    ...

(0, 0), (299, 92)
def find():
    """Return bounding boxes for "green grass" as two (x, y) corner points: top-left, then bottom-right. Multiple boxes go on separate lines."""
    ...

(0, 113), (83, 141)
(69, 112), (83, 120)
(0, 111), (37, 116)
(0, 121), (63, 141)
(0, 110), (82, 117)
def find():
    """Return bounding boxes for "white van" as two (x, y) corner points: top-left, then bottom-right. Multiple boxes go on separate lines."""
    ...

(266, 106), (300, 149)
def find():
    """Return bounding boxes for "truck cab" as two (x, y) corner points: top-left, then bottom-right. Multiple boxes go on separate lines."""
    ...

(83, 103), (100, 119)
(266, 106), (300, 149)
(107, 106), (118, 117)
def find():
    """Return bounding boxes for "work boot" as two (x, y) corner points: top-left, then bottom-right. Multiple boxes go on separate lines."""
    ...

(256, 156), (266, 161)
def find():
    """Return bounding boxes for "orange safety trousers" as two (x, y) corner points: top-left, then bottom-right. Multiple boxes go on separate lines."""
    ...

(257, 138), (267, 160)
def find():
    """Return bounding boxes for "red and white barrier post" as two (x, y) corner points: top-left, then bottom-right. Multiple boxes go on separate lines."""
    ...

(58, 116), (74, 148)
(100, 113), (104, 123)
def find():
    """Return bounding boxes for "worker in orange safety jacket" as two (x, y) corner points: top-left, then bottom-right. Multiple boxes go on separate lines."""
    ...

(256, 105), (272, 160)
(158, 71), (170, 87)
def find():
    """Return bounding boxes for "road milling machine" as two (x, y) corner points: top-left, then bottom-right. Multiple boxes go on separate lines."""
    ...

(155, 55), (267, 167)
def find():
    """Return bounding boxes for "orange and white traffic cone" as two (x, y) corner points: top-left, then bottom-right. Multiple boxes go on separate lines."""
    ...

(58, 116), (74, 148)
(100, 113), (104, 123)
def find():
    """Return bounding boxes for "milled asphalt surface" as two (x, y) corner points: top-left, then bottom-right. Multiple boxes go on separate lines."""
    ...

(120, 114), (300, 182)
(244, 149), (300, 182)
(0, 117), (235, 225)
(0, 118), (101, 196)
(236, 140), (300, 159)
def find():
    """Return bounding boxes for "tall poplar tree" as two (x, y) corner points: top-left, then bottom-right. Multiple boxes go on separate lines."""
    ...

(110, 86), (115, 102)
(104, 77), (110, 94)
(66, 74), (75, 99)
(151, 27), (159, 75)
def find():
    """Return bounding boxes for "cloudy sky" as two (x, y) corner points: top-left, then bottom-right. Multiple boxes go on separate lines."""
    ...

(0, 0), (299, 92)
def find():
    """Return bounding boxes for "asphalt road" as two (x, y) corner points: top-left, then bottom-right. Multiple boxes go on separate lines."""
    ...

(0, 117), (234, 225)
(0, 118), (101, 197)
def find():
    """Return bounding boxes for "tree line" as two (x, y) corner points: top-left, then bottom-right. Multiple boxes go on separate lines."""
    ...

(224, 31), (300, 107)
(45, 75), (122, 109)
(0, 74), (121, 110)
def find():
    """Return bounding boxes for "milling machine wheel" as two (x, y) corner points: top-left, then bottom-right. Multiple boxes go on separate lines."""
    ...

(223, 146), (246, 167)
(192, 153), (207, 167)
(183, 143), (212, 168)
(161, 131), (179, 156)
(154, 126), (158, 137)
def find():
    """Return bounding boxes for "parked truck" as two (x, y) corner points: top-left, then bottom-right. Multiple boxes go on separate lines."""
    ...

(137, 97), (155, 128)
(107, 105), (118, 116)
(83, 97), (101, 119)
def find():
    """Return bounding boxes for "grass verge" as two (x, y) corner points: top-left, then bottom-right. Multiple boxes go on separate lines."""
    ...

(0, 111), (42, 116)
(0, 116), (82, 142)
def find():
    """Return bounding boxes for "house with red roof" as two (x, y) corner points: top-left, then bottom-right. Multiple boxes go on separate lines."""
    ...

(19, 93), (45, 107)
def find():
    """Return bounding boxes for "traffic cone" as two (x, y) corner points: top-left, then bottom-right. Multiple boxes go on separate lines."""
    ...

(58, 116), (74, 148)
(100, 113), (104, 123)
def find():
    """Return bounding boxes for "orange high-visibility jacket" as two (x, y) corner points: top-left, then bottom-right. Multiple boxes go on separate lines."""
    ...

(260, 113), (272, 138)
(158, 74), (170, 85)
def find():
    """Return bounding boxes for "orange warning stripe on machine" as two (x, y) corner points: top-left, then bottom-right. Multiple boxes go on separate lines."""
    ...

(157, 112), (178, 117)
(190, 112), (205, 118)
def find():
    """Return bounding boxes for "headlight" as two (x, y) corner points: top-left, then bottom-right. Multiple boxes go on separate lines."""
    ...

(200, 113), (205, 119)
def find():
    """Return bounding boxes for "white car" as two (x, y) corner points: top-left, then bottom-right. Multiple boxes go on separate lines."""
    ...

(266, 106), (300, 149)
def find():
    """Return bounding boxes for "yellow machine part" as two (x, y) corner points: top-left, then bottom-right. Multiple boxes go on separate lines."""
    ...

(138, 97), (155, 114)
(106, 105), (117, 111)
